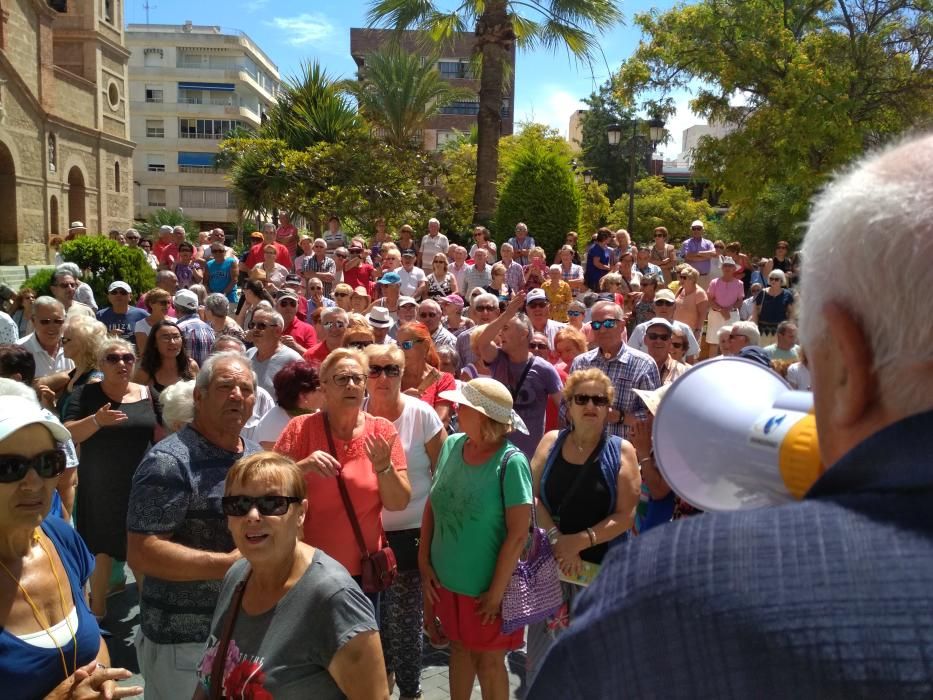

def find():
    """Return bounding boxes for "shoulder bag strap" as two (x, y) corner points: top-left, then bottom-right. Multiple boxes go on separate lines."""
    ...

(323, 413), (370, 557)
(510, 358), (534, 400)
(208, 569), (251, 700)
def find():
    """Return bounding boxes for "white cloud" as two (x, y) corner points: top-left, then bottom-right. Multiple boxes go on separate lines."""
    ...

(514, 86), (587, 139)
(244, 0), (269, 13)
(266, 13), (334, 46)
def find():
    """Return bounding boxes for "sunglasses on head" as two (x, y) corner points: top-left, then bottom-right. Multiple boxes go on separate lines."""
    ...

(590, 319), (617, 331)
(572, 394), (610, 407)
(368, 364), (401, 378)
(105, 353), (135, 365)
(654, 300), (675, 307)
(0, 450), (67, 483)
(646, 332), (671, 341)
(221, 495), (301, 517)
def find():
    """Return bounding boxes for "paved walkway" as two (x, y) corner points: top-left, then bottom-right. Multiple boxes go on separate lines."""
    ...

(104, 579), (529, 699)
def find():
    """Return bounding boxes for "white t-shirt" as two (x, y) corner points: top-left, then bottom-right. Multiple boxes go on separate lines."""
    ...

(469, 241), (497, 263)
(253, 406), (295, 446)
(379, 394), (443, 531)
(397, 266), (426, 297)
(420, 234), (450, 271)
(134, 316), (176, 337)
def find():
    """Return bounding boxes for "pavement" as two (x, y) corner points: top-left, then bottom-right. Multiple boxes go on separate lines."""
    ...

(104, 578), (529, 699)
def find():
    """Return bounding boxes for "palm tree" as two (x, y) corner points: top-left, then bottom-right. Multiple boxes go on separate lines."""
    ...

(368, 0), (621, 226)
(343, 45), (474, 149)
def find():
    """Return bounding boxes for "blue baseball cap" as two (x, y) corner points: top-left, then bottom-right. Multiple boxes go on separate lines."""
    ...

(377, 271), (401, 285)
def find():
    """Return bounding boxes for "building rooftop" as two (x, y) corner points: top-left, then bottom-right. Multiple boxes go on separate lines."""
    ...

(126, 21), (278, 73)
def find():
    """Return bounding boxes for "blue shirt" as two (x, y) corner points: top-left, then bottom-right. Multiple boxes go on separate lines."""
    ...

(0, 517), (100, 700)
(529, 408), (933, 698)
(679, 236), (715, 274)
(206, 257), (238, 302)
(96, 306), (148, 345)
(584, 244), (610, 289)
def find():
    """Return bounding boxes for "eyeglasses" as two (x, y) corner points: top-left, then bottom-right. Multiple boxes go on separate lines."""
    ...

(333, 292), (350, 298)
(221, 495), (301, 517)
(654, 300), (675, 307)
(323, 321), (346, 330)
(104, 353), (136, 365)
(330, 373), (366, 387)
(335, 253), (348, 259)
(646, 332), (671, 341)
(473, 305), (496, 313)
(368, 364), (401, 378)
(109, 289), (129, 296)
(691, 226), (703, 231)
(419, 312), (438, 319)
(654, 234), (667, 239)
(309, 286), (324, 292)
(769, 277), (782, 282)
(248, 321), (273, 331)
(348, 341), (372, 350)
(572, 395), (610, 407)
(671, 341), (686, 349)
(400, 339), (423, 351)
(0, 450), (67, 483)
(527, 301), (548, 309)
(714, 245), (724, 250)
(38, 318), (65, 326)
(568, 310), (583, 317)
(54, 282), (77, 289)
(590, 319), (618, 330)
(277, 299), (297, 307)
(529, 342), (549, 350)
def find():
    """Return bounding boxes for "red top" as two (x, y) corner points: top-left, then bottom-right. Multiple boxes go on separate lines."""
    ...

(276, 223), (299, 256)
(283, 317), (317, 352)
(245, 241), (292, 270)
(421, 371), (457, 409)
(274, 412), (407, 575)
(303, 340), (332, 369)
(343, 263), (375, 296)
(153, 239), (178, 267)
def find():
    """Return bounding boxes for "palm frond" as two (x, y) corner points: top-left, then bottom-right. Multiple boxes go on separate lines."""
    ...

(367, 0), (437, 29)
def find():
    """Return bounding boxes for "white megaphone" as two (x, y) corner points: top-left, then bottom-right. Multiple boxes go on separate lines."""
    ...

(647, 357), (823, 512)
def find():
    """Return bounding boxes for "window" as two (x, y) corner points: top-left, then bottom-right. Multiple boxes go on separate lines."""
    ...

(143, 48), (163, 67)
(107, 82), (120, 110)
(146, 119), (164, 138)
(178, 118), (241, 140)
(114, 162), (120, 192)
(180, 187), (234, 209)
(438, 61), (474, 80)
(439, 99), (480, 116)
(147, 188), (166, 207)
(145, 87), (163, 103)
(104, 0), (114, 24)
(146, 154), (165, 172)
(177, 88), (202, 105)
(435, 131), (460, 149)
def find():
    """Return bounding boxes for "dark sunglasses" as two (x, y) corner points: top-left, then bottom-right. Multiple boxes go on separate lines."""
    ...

(473, 305), (496, 313)
(38, 318), (65, 326)
(248, 321), (273, 330)
(568, 310), (583, 317)
(368, 364), (401, 378)
(529, 342), (549, 350)
(646, 332), (671, 341)
(526, 301), (548, 309)
(109, 289), (129, 296)
(590, 319), (617, 330)
(419, 312), (438, 319)
(333, 292), (350, 298)
(691, 226), (703, 231)
(277, 299), (298, 307)
(654, 300), (675, 307)
(572, 395), (610, 407)
(0, 449), (67, 483)
(348, 341), (372, 350)
(105, 353), (136, 365)
(335, 253), (348, 259)
(671, 341), (686, 349)
(221, 495), (301, 517)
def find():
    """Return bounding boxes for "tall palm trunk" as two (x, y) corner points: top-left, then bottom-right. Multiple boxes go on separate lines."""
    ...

(473, 1), (512, 227)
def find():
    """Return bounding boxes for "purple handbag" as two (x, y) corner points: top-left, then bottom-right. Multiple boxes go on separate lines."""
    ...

(498, 449), (564, 633)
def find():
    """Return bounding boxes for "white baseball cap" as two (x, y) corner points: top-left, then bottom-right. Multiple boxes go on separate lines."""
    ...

(0, 396), (72, 444)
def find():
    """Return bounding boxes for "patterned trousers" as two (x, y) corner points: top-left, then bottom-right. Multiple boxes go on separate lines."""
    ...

(380, 569), (424, 698)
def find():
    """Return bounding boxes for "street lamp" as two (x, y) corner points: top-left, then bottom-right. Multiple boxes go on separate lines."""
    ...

(582, 169), (593, 185)
(607, 117), (666, 237)
(607, 123), (622, 147)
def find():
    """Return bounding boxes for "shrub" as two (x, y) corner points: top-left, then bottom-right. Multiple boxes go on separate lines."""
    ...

(21, 268), (55, 298)
(495, 146), (580, 260)
(59, 237), (156, 308)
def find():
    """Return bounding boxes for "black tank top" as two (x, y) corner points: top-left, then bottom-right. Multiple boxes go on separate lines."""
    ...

(544, 445), (612, 564)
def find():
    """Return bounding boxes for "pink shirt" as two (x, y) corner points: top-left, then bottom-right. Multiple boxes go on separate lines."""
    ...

(707, 277), (744, 309)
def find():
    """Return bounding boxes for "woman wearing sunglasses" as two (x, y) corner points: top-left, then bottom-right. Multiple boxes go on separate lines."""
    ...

(0, 396), (142, 700)
(397, 322), (456, 428)
(526, 368), (641, 674)
(274, 349), (410, 599)
(194, 452), (387, 699)
(341, 313), (376, 351)
(363, 343), (446, 700)
(64, 338), (156, 621)
(58, 316), (107, 421)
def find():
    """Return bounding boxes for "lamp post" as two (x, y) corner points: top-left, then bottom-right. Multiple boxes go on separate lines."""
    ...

(607, 117), (666, 237)
(582, 168), (593, 185)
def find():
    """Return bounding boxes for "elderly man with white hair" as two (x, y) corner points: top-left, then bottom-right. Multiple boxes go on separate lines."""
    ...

(417, 298), (456, 349)
(245, 306), (301, 395)
(454, 291), (501, 367)
(530, 132), (933, 699)
(49, 267), (95, 318)
(418, 216), (449, 271)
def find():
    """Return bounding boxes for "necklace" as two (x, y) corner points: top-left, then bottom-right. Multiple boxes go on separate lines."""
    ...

(570, 431), (599, 454)
(0, 529), (77, 680)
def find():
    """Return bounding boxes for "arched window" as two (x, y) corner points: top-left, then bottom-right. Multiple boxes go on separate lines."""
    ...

(114, 161), (120, 192)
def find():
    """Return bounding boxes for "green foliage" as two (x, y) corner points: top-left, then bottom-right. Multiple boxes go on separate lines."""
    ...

(21, 269), (54, 298)
(342, 45), (473, 148)
(59, 237), (156, 307)
(137, 209), (197, 240)
(579, 81), (640, 201)
(608, 177), (716, 245)
(498, 123), (576, 190)
(496, 145), (580, 259)
(616, 0), (933, 247)
(578, 179), (611, 236)
(437, 141), (478, 237)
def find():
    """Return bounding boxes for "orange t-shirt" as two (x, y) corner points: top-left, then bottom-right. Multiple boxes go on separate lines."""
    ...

(274, 411), (407, 575)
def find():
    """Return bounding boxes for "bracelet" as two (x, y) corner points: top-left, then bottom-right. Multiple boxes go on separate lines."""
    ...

(546, 527), (559, 545)
(639, 455), (654, 466)
(586, 527), (597, 547)
(92, 415), (100, 428)
(375, 463), (393, 476)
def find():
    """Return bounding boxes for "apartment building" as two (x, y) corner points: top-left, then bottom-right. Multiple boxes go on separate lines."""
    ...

(126, 21), (278, 231)
(350, 28), (515, 151)
(0, 0), (134, 264)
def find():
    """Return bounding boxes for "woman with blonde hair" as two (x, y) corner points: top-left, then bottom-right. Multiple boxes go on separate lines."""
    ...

(523, 246), (548, 290)
(553, 326), (588, 373)
(673, 264), (709, 343)
(332, 282), (354, 311)
(351, 286), (372, 314)
(58, 315), (107, 420)
(343, 313), (376, 350)
(425, 253), (458, 300)
(194, 452), (387, 699)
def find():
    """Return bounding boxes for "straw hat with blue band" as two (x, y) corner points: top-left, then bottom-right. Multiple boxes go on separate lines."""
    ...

(439, 378), (529, 435)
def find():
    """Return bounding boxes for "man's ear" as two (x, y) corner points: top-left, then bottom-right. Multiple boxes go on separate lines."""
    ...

(822, 303), (876, 428)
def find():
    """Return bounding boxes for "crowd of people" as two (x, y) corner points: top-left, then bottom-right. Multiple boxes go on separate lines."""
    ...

(0, 208), (812, 700)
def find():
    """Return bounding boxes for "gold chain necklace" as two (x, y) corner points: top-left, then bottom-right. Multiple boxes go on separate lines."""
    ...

(0, 529), (78, 680)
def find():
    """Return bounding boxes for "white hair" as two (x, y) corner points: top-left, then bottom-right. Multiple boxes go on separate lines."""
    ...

(592, 300), (624, 320)
(321, 306), (348, 324)
(731, 321), (761, 346)
(252, 307), (284, 329)
(159, 380), (195, 433)
(799, 133), (933, 412)
(767, 269), (787, 286)
(428, 217), (440, 226)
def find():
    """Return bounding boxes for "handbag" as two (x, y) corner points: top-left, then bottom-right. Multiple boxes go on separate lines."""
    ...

(208, 570), (251, 700)
(497, 448), (564, 633)
(323, 414), (398, 593)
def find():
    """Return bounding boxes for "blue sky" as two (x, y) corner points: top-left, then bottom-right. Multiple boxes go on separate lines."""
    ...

(124, 0), (699, 159)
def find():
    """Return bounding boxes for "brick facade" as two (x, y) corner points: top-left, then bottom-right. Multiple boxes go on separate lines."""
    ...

(0, 0), (134, 265)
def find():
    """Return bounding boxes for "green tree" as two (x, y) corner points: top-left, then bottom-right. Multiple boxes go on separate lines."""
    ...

(436, 140), (478, 237)
(496, 145), (580, 258)
(616, 0), (933, 250)
(342, 45), (474, 148)
(136, 208), (197, 241)
(578, 179), (611, 236)
(59, 237), (156, 307)
(368, 0), (621, 226)
(609, 177), (716, 245)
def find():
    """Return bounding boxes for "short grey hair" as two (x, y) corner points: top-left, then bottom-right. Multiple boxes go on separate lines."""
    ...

(212, 335), (247, 354)
(173, 226), (186, 234)
(195, 351), (255, 394)
(321, 306), (348, 324)
(515, 222), (528, 234)
(428, 217), (440, 226)
(436, 345), (460, 373)
(33, 296), (64, 315)
(768, 269), (787, 286)
(419, 299), (441, 314)
(52, 267), (77, 284)
(159, 380), (195, 433)
(731, 321), (761, 346)
(592, 300), (624, 320)
(96, 337), (134, 364)
(156, 270), (177, 284)
(56, 263), (82, 280)
(262, 222), (276, 233)
(508, 313), (534, 342)
(471, 293), (498, 312)
(204, 293), (229, 318)
(252, 307), (284, 329)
